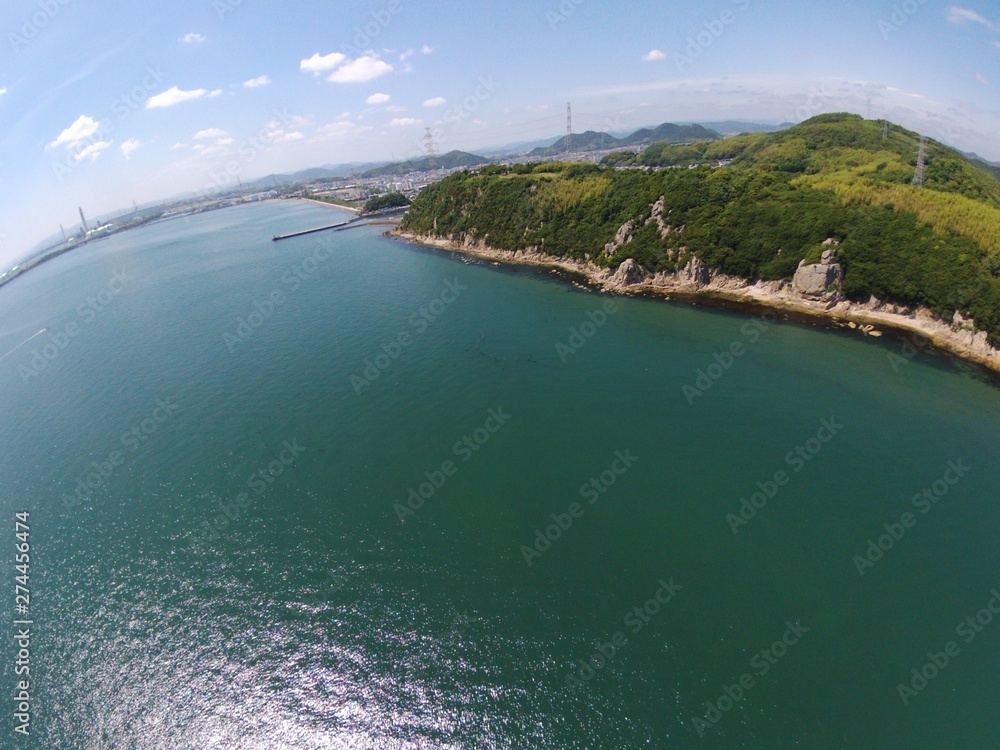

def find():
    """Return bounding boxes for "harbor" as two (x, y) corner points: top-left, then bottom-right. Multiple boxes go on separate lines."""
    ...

(271, 207), (406, 241)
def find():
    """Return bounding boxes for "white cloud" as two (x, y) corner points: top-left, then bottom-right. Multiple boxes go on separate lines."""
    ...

(216, 137), (235, 145)
(120, 138), (142, 159)
(48, 115), (101, 148)
(317, 120), (374, 139)
(264, 129), (305, 143)
(366, 92), (391, 104)
(258, 114), (313, 136)
(146, 87), (216, 109)
(192, 143), (229, 157)
(194, 128), (228, 139)
(181, 32), (206, 43)
(976, 72), (989, 84)
(421, 45), (434, 54)
(171, 143), (188, 150)
(399, 49), (414, 61)
(423, 96), (446, 107)
(327, 55), (393, 83)
(207, 89), (223, 98)
(301, 52), (347, 73)
(946, 6), (994, 27)
(643, 49), (666, 61)
(242, 75), (271, 88)
(0, 87), (6, 96)
(390, 117), (421, 127)
(387, 105), (406, 113)
(74, 141), (111, 162)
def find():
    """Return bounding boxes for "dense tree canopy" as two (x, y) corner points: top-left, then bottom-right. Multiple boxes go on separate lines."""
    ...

(364, 192), (411, 213)
(402, 115), (1000, 345)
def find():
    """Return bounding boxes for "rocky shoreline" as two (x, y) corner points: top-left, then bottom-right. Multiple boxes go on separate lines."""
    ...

(391, 229), (1000, 377)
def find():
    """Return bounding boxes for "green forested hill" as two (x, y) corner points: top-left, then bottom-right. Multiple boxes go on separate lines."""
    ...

(360, 150), (488, 177)
(529, 123), (721, 157)
(401, 114), (1000, 344)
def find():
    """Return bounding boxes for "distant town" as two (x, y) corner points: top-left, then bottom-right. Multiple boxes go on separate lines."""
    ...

(0, 117), (776, 290)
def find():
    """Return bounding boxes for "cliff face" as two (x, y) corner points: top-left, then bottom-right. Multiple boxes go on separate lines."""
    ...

(392, 227), (1000, 375)
(792, 243), (843, 300)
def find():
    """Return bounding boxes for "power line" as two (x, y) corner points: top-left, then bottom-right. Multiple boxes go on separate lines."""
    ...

(912, 135), (927, 187)
(566, 102), (572, 154)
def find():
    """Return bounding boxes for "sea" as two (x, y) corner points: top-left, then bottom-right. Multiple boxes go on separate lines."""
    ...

(0, 200), (998, 748)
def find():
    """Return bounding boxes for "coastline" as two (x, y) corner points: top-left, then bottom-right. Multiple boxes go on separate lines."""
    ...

(298, 197), (362, 214)
(391, 229), (1000, 378)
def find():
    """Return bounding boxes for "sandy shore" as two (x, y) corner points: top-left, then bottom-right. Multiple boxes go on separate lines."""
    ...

(299, 198), (362, 213)
(392, 229), (1000, 378)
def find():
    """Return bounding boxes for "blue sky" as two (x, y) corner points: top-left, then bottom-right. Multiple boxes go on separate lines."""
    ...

(0, 0), (998, 264)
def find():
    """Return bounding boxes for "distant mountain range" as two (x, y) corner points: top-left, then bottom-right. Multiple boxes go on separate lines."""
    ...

(681, 120), (791, 134)
(477, 136), (562, 156)
(358, 150), (490, 178)
(527, 123), (722, 157)
(221, 123), (794, 187)
(963, 151), (1000, 179)
(242, 162), (386, 188)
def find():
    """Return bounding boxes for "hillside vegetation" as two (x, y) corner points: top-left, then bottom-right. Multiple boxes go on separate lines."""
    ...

(529, 123), (720, 157)
(360, 150), (488, 178)
(363, 192), (411, 213)
(401, 114), (1000, 345)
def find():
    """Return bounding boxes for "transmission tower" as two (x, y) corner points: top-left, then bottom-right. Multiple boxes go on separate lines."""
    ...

(882, 119), (889, 140)
(912, 135), (927, 187)
(566, 102), (572, 154)
(424, 128), (437, 156)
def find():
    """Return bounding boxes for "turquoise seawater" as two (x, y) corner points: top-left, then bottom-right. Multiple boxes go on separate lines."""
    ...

(1, 200), (998, 748)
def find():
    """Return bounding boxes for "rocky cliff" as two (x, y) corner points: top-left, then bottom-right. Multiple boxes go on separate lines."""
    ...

(391, 228), (1000, 375)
